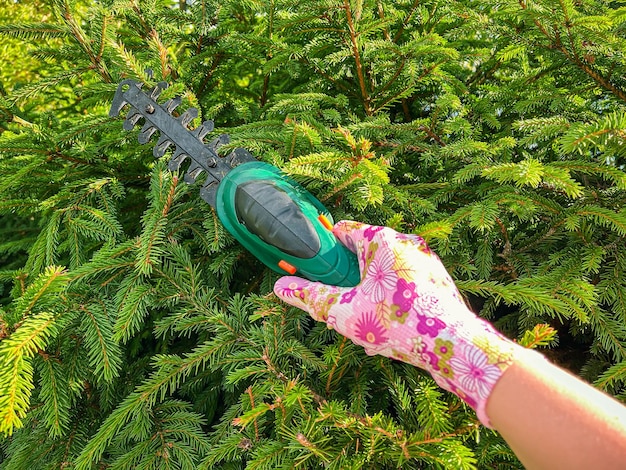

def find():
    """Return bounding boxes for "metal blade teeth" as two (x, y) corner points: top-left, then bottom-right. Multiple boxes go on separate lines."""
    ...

(110, 72), (239, 205)
(110, 79), (143, 118)
(154, 135), (174, 158)
(192, 121), (214, 141)
(202, 174), (218, 187)
(150, 81), (168, 100)
(138, 122), (158, 144)
(209, 134), (230, 152)
(123, 108), (143, 131)
(178, 108), (198, 128)
(184, 162), (204, 184)
(164, 96), (182, 114)
(168, 151), (188, 172)
(227, 147), (257, 166)
(199, 177), (219, 206)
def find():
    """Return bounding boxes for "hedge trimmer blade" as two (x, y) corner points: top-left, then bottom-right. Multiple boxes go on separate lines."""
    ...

(109, 75), (255, 206)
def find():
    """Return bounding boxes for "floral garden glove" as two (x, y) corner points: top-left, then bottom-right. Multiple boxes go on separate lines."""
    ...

(274, 221), (523, 427)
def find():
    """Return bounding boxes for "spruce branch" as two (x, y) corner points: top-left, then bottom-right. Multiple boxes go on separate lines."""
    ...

(0, 23), (68, 40)
(595, 360), (626, 392)
(36, 352), (71, 437)
(0, 311), (59, 436)
(343, 0), (371, 115)
(325, 336), (348, 396)
(518, 323), (558, 349)
(393, 0), (420, 43)
(75, 342), (223, 469)
(56, 0), (113, 83)
(80, 302), (122, 384)
(518, 0), (626, 103)
(9, 266), (69, 327)
(136, 169), (179, 276)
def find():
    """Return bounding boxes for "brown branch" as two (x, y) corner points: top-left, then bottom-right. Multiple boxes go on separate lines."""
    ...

(423, 1), (441, 34)
(495, 217), (511, 258)
(519, 0), (626, 103)
(374, 57), (406, 97)
(260, 1), (275, 107)
(393, 0), (420, 43)
(574, 60), (626, 104)
(518, 0), (552, 39)
(96, 14), (109, 62)
(376, 1), (391, 41)
(61, 2), (112, 83)
(162, 175), (178, 217)
(419, 125), (446, 147)
(326, 336), (348, 395)
(197, 54), (223, 98)
(246, 386), (260, 440)
(343, 0), (371, 115)
(401, 98), (411, 121)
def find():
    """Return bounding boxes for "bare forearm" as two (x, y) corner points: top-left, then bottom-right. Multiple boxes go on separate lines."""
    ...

(487, 349), (626, 470)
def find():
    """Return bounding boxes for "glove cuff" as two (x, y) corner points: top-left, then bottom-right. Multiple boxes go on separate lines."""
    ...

(425, 316), (527, 428)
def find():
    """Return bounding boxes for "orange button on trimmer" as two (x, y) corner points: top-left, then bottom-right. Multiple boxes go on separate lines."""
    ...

(318, 214), (334, 231)
(278, 260), (297, 275)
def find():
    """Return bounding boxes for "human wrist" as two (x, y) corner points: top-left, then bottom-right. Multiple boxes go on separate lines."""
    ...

(437, 317), (523, 428)
(344, 296), (522, 427)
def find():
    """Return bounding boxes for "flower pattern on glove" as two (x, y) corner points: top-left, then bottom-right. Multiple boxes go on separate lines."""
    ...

(354, 311), (388, 346)
(361, 245), (396, 303)
(274, 220), (520, 427)
(449, 345), (504, 399)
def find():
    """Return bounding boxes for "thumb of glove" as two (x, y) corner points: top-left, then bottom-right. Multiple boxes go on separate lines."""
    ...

(274, 276), (347, 323)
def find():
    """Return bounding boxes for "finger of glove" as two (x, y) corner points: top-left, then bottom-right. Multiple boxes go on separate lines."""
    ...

(274, 276), (345, 323)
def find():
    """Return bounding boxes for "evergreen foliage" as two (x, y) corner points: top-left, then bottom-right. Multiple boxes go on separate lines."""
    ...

(2, 0), (626, 468)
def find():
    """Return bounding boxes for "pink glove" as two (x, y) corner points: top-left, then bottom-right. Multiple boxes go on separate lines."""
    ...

(274, 221), (522, 427)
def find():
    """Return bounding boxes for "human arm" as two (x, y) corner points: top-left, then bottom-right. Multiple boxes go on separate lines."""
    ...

(487, 349), (626, 470)
(273, 221), (626, 469)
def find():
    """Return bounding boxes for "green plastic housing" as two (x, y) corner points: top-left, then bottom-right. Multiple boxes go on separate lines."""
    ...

(215, 161), (360, 287)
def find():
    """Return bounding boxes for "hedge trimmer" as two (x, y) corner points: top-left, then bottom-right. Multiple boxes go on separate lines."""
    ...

(110, 75), (360, 286)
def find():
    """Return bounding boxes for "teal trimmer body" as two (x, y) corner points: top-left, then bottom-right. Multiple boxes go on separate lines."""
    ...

(110, 76), (360, 287)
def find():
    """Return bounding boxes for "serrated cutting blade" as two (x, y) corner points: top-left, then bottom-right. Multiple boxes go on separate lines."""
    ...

(109, 76), (254, 205)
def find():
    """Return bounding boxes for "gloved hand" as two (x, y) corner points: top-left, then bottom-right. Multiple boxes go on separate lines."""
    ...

(274, 221), (522, 427)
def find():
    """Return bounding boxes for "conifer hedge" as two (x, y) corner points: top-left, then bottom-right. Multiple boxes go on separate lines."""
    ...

(2, 0), (626, 468)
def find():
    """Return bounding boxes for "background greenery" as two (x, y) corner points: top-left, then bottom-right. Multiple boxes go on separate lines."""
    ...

(2, 0), (626, 468)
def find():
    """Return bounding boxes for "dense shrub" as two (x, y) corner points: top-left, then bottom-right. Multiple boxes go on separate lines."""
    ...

(2, 1), (626, 468)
